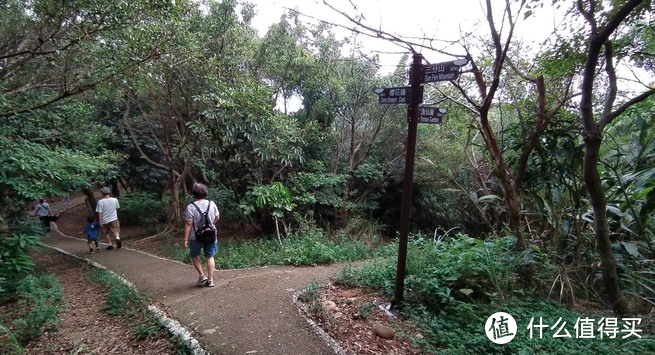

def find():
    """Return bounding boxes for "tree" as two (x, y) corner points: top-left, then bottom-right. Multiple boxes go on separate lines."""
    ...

(574, 0), (655, 315)
(243, 182), (295, 244)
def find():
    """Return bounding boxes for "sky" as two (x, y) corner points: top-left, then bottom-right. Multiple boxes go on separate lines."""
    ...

(242, 0), (652, 111)
(246, 0), (565, 69)
(243, 0), (567, 111)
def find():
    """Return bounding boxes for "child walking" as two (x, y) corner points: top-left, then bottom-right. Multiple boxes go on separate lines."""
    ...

(82, 216), (100, 253)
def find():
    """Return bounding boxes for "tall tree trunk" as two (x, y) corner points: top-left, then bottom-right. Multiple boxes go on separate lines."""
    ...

(583, 132), (629, 315)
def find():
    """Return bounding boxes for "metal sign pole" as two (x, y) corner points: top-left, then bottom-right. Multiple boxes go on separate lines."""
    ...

(393, 52), (423, 307)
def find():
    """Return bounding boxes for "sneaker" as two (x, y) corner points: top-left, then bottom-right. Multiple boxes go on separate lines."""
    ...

(197, 275), (209, 286)
(91, 250), (95, 254)
(207, 280), (215, 287)
(116, 239), (122, 249)
(106, 245), (114, 250)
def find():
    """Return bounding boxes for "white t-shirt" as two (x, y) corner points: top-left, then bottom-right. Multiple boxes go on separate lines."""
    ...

(96, 197), (120, 224)
(185, 200), (220, 240)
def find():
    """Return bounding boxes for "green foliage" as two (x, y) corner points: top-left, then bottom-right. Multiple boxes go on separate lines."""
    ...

(601, 109), (655, 244)
(207, 185), (243, 225)
(405, 300), (654, 355)
(356, 302), (377, 319)
(85, 268), (195, 353)
(242, 182), (296, 242)
(335, 234), (655, 354)
(161, 243), (192, 265)
(297, 282), (320, 303)
(337, 235), (522, 309)
(288, 171), (346, 208)
(0, 226), (43, 302)
(133, 318), (165, 341)
(11, 275), (64, 344)
(87, 269), (146, 317)
(247, 182), (295, 219)
(119, 192), (168, 230)
(158, 227), (380, 269)
(0, 0), (190, 116)
(0, 322), (23, 355)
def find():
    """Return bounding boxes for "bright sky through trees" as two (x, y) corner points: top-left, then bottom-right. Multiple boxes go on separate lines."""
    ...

(248, 0), (565, 69)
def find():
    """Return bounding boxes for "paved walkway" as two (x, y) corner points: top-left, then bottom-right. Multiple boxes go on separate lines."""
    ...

(41, 200), (346, 355)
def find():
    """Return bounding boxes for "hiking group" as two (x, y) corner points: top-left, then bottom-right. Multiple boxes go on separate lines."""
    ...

(49, 183), (220, 288)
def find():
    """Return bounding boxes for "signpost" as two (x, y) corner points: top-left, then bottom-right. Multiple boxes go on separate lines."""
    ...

(374, 86), (410, 104)
(419, 107), (447, 124)
(423, 59), (468, 83)
(373, 54), (467, 307)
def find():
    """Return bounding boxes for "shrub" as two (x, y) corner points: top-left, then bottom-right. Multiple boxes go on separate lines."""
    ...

(11, 274), (64, 343)
(405, 300), (655, 355)
(118, 192), (167, 230)
(86, 269), (146, 317)
(0, 225), (43, 302)
(337, 234), (522, 310)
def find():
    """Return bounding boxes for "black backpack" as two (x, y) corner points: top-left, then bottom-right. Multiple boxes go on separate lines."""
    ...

(191, 201), (216, 244)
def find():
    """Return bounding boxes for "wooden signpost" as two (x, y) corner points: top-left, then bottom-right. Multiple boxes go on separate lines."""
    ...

(375, 53), (467, 306)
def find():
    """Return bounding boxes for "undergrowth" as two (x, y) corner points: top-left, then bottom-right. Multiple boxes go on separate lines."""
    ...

(2, 274), (64, 348)
(335, 234), (655, 355)
(86, 268), (194, 354)
(160, 226), (383, 269)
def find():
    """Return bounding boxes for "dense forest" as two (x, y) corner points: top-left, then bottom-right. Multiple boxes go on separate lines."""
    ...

(1, 0), (654, 353)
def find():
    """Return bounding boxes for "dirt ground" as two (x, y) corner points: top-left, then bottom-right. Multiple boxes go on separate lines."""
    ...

(304, 283), (426, 355)
(15, 252), (181, 355)
(21, 197), (427, 355)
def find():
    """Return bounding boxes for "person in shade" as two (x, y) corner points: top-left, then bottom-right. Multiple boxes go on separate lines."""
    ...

(82, 216), (100, 253)
(96, 186), (122, 250)
(35, 198), (52, 232)
(183, 183), (220, 287)
(35, 198), (50, 232)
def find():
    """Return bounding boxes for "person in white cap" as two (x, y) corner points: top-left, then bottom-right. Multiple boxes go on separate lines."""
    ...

(96, 186), (122, 250)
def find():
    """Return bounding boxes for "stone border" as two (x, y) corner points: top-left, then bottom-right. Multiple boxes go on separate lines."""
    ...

(43, 244), (209, 355)
(292, 290), (349, 355)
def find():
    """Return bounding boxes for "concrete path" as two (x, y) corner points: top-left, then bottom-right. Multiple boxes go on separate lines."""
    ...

(42, 215), (346, 355)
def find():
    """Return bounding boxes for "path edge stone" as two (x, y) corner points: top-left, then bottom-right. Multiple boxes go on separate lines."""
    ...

(293, 290), (349, 355)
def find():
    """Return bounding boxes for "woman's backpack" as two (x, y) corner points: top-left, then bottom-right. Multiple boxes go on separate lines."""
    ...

(191, 202), (216, 244)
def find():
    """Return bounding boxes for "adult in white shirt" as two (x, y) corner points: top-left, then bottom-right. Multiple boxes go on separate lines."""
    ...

(96, 186), (122, 250)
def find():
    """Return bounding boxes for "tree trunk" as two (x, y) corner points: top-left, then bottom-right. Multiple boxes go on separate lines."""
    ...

(480, 106), (525, 248)
(81, 187), (97, 221)
(583, 132), (629, 315)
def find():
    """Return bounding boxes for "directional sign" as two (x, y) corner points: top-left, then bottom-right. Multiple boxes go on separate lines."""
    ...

(423, 59), (468, 83)
(418, 107), (447, 124)
(374, 86), (410, 104)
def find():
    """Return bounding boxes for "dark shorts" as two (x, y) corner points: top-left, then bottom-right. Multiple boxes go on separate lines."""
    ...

(189, 239), (218, 258)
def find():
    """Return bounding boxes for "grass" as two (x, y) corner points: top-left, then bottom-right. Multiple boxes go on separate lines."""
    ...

(160, 228), (383, 269)
(86, 268), (194, 355)
(0, 322), (24, 355)
(10, 274), (64, 344)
